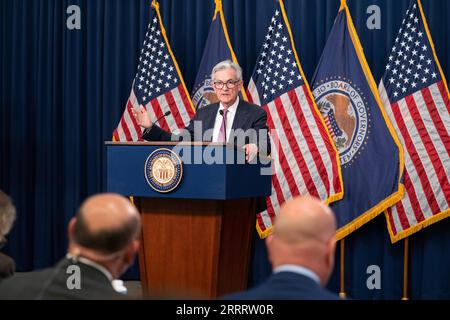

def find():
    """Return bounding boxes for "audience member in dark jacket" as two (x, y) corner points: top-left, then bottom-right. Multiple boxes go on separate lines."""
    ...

(222, 196), (342, 300)
(0, 193), (141, 299)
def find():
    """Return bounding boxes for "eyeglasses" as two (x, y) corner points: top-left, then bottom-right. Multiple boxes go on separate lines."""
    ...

(213, 80), (240, 89)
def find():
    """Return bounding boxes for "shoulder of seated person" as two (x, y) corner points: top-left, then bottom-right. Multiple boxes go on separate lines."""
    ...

(0, 252), (14, 264)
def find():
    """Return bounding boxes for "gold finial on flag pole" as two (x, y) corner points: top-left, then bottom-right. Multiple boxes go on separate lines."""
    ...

(213, 0), (222, 20)
(151, 0), (159, 11)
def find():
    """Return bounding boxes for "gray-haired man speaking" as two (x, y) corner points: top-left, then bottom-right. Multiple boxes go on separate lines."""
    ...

(133, 60), (270, 160)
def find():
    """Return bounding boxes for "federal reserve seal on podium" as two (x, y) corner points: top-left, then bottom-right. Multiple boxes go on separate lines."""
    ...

(144, 148), (183, 193)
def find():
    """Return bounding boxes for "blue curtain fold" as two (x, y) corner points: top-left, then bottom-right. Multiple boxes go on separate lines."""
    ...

(1, 0), (449, 299)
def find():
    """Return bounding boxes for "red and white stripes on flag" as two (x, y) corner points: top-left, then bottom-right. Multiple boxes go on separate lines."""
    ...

(249, 87), (343, 238)
(247, 0), (343, 238)
(379, 0), (450, 243)
(379, 81), (450, 242)
(113, 1), (194, 142)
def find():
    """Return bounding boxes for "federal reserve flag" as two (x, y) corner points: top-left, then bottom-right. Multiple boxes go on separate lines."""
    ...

(311, 0), (404, 239)
(191, 0), (246, 109)
(379, 0), (450, 243)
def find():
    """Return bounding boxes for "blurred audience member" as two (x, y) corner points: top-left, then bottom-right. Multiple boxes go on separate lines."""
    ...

(222, 196), (341, 300)
(0, 193), (141, 299)
(0, 190), (16, 280)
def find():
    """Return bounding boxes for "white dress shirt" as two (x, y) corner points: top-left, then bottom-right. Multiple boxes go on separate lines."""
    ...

(212, 97), (239, 143)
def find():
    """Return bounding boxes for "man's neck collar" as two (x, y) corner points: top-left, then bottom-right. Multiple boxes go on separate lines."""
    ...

(273, 264), (321, 285)
(66, 253), (115, 282)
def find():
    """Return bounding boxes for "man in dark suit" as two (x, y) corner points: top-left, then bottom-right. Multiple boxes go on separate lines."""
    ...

(222, 196), (342, 300)
(0, 193), (141, 299)
(132, 60), (270, 160)
(0, 190), (16, 281)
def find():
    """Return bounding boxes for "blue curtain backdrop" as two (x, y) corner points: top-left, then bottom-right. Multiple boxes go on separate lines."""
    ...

(1, 0), (449, 299)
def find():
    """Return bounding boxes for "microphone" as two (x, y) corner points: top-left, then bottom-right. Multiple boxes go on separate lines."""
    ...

(142, 110), (171, 136)
(219, 109), (227, 143)
(154, 110), (171, 125)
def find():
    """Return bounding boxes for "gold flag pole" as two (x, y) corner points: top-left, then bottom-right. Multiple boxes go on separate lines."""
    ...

(339, 239), (347, 298)
(401, 237), (410, 300)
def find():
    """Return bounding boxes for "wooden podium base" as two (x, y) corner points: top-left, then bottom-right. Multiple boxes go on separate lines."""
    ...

(136, 197), (255, 299)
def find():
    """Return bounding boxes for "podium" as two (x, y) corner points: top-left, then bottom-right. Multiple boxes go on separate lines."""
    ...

(105, 141), (271, 298)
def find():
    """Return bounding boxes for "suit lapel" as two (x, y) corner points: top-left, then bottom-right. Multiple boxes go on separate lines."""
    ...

(204, 103), (220, 131)
(231, 100), (248, 131)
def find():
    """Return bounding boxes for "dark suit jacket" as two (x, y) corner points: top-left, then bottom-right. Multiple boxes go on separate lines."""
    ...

(221, 271), (342, 300)
(142, 100), (270, 155)
(0, 252), (15, 280)
(0, 258), (125, 300)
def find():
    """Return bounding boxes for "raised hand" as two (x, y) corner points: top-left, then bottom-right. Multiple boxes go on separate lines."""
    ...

(132, 105), (152, 129)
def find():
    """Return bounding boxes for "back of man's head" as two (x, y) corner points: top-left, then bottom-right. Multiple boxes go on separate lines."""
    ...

(71, 193), (141, 254)
(267, 196), (336, 286)
(0, 190), (16, 241)
(68, 193), (141, 278)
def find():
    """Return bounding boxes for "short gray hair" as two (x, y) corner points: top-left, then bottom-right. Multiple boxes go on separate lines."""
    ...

(0, 190), (16, 238)
(211, 60), (243, 81)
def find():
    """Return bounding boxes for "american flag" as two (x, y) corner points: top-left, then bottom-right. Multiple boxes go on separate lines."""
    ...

(379, 0), (450, 243)
(247, 0), (343, 238)
(113, 2), (194, 141)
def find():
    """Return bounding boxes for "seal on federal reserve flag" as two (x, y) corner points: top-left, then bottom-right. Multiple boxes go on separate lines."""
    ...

(192, 78), (219, 109)
(313, 78), (369, 166)
(144, 148), (183, 193)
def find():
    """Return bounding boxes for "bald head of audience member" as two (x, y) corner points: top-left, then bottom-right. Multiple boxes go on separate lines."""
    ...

(67, 193), (141, 279)
(266, 196), (337, 286)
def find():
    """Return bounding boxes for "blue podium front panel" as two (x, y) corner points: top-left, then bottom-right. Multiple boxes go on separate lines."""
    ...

(105, 143), (271, 200)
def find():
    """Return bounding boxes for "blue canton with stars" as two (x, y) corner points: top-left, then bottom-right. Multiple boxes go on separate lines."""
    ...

(251, 9), (303, 106)
(382, 1), (441, 103)
(133, 14), (180, 105)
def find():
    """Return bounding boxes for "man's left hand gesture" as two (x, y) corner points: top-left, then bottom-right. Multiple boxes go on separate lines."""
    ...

(244, 144), (258, 162)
